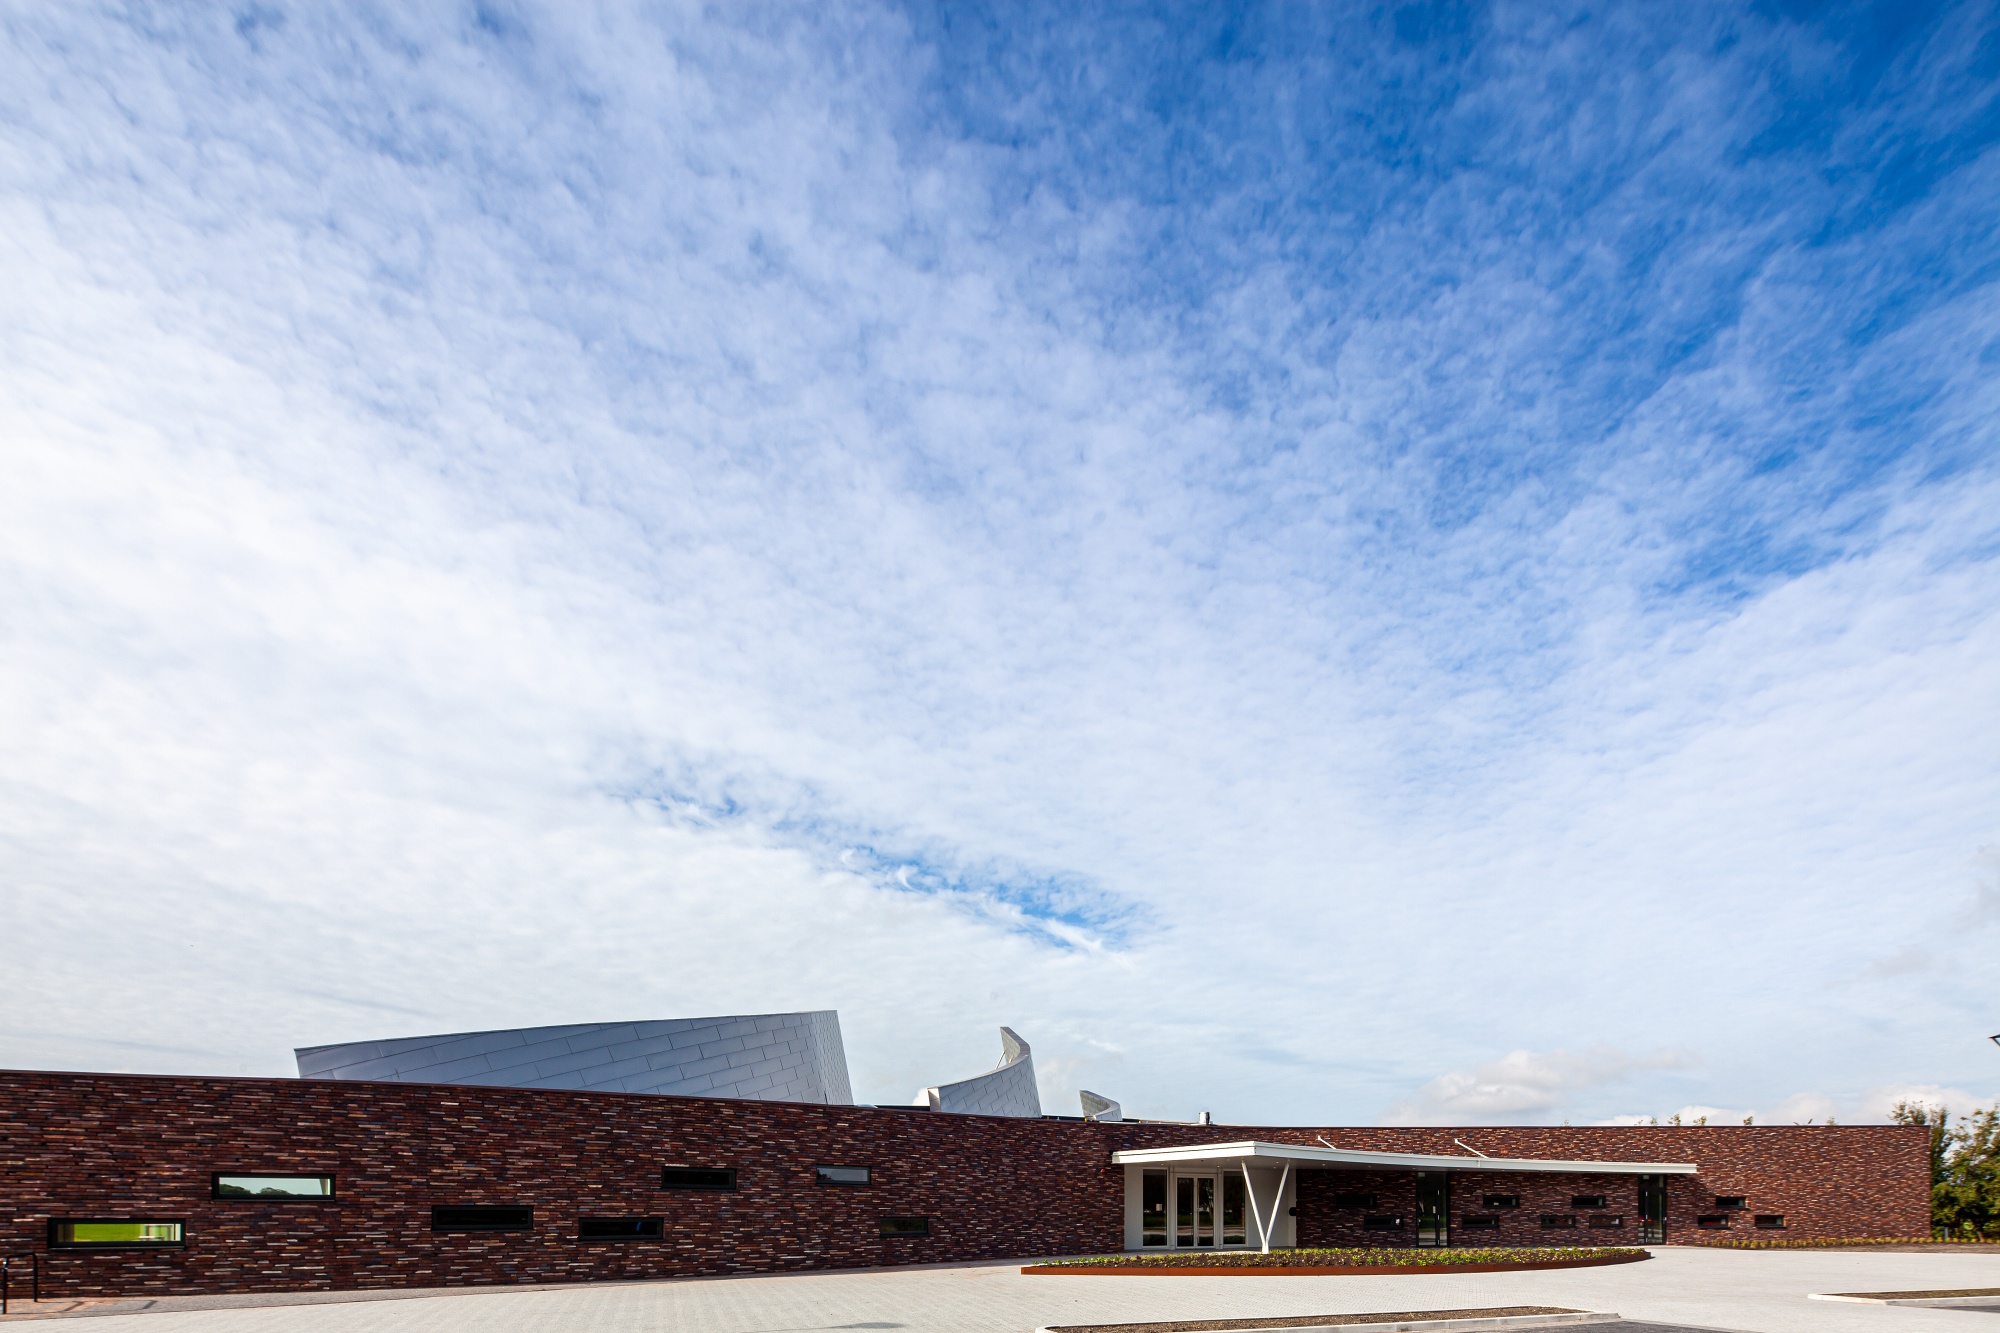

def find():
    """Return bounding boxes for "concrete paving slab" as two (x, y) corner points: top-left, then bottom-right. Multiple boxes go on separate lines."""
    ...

(0, 1246), (1996, 1333)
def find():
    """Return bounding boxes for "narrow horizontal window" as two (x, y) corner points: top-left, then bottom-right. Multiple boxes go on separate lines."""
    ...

(579, 1216), (663, 1241)
(1570, 1194), (1607, 1209)
(213, 1174), (334, 1200)
(661, 1167), (736, 1191)
(1713, 1195), (1746, 1210)
(50, 1220), (183, 1249)
(879, 1216), (930, 1236)
(1695, 1214), (1730, 1229)
(1333, 1192), (1377, 1209)
(1588, 1214), (1624, 1228)
(1754, 1214), (1785, 1229)
(1459, 1214), (1500, 1230)
(431, 1206), (533, 1232)
(1482, 1194), (1519, 1209)
(1361, 1215), (1401, 1230)
(1540, 1214), (1577, 1229)
(816, 1165), (870, 1186)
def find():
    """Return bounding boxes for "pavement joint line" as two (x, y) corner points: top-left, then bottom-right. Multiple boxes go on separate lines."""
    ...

(1035, 1315), (1621, 1333)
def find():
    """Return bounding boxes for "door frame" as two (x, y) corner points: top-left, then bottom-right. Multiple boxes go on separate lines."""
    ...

(1415, 1170), (1450, 1249)
(1173, 1171), (1219, 1248)
(1637, 1173), (1666, 1244)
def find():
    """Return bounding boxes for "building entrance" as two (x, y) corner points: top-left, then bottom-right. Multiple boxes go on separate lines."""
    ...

(1140, 1170), (1255, 1247)
(1175, 1173), (1213, 1246)
(1637, 1174), (1666, 1243)
(1171, 1172), (1249, 1246)
(1415, 1171), (1449, 1248)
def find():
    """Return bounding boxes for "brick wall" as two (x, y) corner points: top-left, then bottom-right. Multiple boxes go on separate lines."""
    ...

(1284, 1125), (1931, 1249)
(0, 1070), (1930, 1298)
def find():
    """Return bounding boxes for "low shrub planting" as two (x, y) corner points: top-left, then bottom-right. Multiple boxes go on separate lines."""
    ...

(1026, 1246), (1644, 1269)
(1713, 1235), (2000, 1250)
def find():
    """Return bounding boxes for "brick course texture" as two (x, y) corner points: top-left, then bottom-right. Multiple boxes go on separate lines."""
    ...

(0, 1070), (1929, 1298)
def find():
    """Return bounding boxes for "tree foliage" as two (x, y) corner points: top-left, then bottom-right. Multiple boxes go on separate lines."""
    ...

(1893, 1100), (2000, 1238)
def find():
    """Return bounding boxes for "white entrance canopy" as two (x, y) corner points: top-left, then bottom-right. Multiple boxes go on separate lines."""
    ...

(1112, 1140), (1697, 1255)
(1112, 1140), (1699, 1175)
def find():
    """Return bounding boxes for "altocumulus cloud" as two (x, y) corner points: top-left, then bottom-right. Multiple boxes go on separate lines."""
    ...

(0, 2), (1997, 1124)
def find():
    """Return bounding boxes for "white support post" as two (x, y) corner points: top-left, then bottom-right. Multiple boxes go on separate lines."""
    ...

(1241, 1161), (1292, 1254)
(1270, 1162), (1290, 1253)
(1242, 1163), (1268, 1252)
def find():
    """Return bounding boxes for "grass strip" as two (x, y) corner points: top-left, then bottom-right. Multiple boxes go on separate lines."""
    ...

(1832, 1280), (2000, 1288)
(1042, 1309), (1579, 1333)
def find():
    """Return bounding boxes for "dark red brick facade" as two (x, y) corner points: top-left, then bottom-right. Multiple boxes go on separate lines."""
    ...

(0, 1070), (1929, 1298)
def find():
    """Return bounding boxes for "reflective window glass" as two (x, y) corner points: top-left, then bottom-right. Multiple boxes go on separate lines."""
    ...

(1221, 1174), (1247, 1246)
(51, 1220), (183, 1247)
(661, 1168), (736, 1191)
(1141, 1171), (1168, 1246)
(580, 1216), (663, 1240)
(816, 1165), (870, 1186)
(431, 1206), (533, 1232)
(214, 1175), (333, 1200)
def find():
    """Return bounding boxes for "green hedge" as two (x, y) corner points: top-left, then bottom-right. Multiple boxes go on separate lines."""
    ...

(1027, 1246), (1644, 1269)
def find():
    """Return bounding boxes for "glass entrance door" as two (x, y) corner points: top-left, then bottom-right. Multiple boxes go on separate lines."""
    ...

(1415, 1171), (1449, 1248)
(1156, 1171), (1256, 1248)
(1637, 1174), (1666, 1243)
(1220, 1173), (1248, 1246)
(1175, 1174), (1217, 1246)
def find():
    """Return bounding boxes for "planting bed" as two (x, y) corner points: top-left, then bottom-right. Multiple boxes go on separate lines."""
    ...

(1714, 1236), (2000, 1251)
(1024, 1247), (1648, 1276)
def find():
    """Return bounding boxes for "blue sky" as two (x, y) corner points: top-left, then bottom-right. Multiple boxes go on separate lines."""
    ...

(1, 1), (1996, 1126)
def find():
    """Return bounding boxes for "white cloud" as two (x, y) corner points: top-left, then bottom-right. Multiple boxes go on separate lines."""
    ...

(1383, 1048), (1693, 1126)
(1594, 1106), (1749, 1126)
(1670, 1105), (1750, 1126)
(1867, 946), (1948, 978)
(1855, 1084), (1993, 1123)
(1769, 1092), (1842, 1125)
(0, 4), (1997, 1124)
(1971, 847), (2000, 926)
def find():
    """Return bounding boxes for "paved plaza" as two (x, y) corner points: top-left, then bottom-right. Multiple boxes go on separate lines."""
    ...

(3, 1248), (1998, 1332)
